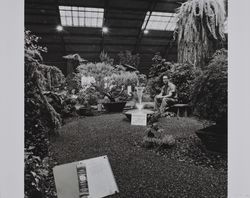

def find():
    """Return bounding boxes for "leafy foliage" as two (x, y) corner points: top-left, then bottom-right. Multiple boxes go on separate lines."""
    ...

(65, 72), (81, 93)
(77, 62), (138, 102)
(100, 51), (114, 65)
(44, 91), (77, 119)
(38, 64), (65, 91)
(191, 48), (227, 123)
(25, 30), (60, 198)
(166, 63), (201, 103)
(77, 86), (100, 106)
(117, 50), (140, 68)
(147, 55), (200, 103)
(146, 53), (173, 98)
(142, 123), (176, 149)
(148, 52), (173, 78)
(175, 0), (226, 67)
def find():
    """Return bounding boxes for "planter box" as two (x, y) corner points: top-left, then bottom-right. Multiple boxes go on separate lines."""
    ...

(103, 102), (127, 112)
(195, 124), (227, 153)
(77, 107), (94, 116)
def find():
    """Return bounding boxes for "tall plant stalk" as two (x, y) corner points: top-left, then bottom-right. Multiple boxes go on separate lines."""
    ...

(175, 0), (226, 68)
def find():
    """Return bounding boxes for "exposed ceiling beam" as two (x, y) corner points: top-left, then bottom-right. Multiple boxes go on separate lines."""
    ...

(40, 41), (174, 46)
(133, 0), (158, 53)
(33, 31), (175, 40)
(26, 22), (143, 29)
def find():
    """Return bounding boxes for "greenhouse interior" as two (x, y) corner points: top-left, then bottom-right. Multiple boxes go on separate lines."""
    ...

(25, 0), (228, 197)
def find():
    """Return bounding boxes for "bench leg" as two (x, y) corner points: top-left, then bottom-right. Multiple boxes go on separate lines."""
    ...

(184, 108), (188, 117)
(177, 108), (180, 117)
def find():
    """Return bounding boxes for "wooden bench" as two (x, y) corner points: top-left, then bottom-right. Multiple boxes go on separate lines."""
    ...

(172, 104), (191, 117)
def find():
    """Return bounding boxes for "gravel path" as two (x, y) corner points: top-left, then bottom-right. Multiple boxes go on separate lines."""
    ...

(50, 114), (227, 198)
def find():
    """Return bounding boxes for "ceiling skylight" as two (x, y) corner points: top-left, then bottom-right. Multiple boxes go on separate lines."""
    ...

(142, 11), (176, 31)
(59, 6), (104, 27)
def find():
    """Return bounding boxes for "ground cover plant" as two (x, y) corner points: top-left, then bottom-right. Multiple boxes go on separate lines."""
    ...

(25, 30), (61, 198)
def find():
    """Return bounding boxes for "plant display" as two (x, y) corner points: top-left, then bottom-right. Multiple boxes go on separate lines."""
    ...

(117, 50), (140, 68)
(147, 57), (200, 103)
(25, 30), (63, 197)
(191, 48), (227, 123)
(175, 0), (226, 67)
(77, 86), (100, 106)
(77, 62), (138, 102)
(65, 72), (81, 93)
(142, 123), (176, 149)
(44, 91), (77, 120)
(41, 64), (65, 90)
(100, 51), (114, 65)
(148, 52), (172, 78)
(166, 62), (201, 103)
(146, 53), (173, 98)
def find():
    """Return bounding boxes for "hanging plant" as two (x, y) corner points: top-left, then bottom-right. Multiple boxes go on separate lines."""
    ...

(175, 0), (226, 68)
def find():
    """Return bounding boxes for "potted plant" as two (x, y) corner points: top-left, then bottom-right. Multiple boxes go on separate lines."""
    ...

(77, 62), (138, 112)
(191, 49), (227, 153)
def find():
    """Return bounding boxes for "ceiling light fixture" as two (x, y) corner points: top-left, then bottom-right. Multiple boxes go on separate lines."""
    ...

(102, 27), (109, 33)
(56, 25), (63, 32)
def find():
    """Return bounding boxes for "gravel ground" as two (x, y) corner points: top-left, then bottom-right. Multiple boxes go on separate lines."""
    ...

(50, 113), (227, 198)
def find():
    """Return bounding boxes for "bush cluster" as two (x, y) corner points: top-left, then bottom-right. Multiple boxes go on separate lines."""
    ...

(191, 49), (228, 123)
(142, 123), (176, 149)
(25, 30), (60, 198)
(77, 62), (139, 102)
(147, 53), (199, 103)
(147, 49), (227, 123)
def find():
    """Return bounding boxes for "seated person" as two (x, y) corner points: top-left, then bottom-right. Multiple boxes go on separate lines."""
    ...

(154, 75), (178, 114)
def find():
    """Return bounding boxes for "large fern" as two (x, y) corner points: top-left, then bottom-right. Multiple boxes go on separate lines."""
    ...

(175, 0), (226, 68)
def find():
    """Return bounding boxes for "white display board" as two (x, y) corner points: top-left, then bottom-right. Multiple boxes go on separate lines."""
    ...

(131, 112), (147, 126)
(53, 156), (119, 198)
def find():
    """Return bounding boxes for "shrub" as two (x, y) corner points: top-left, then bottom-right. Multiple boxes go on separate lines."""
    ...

(148, 52), (172, 78)
(25, 30), (58, 198)
(191, 49), (228, 123)
(147, 61), (200, 103)
(117, 50), (140, 68)
(65, 72), (81, 93)
(142, 123), (176, 149)
(77, 86), (99, 106)
(77, 62), (138, 102)
(161, 135), (176, 147)
(142, 135), (176, 149)
(167, 62), (201, 103)
(100, 51), (114, 65)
